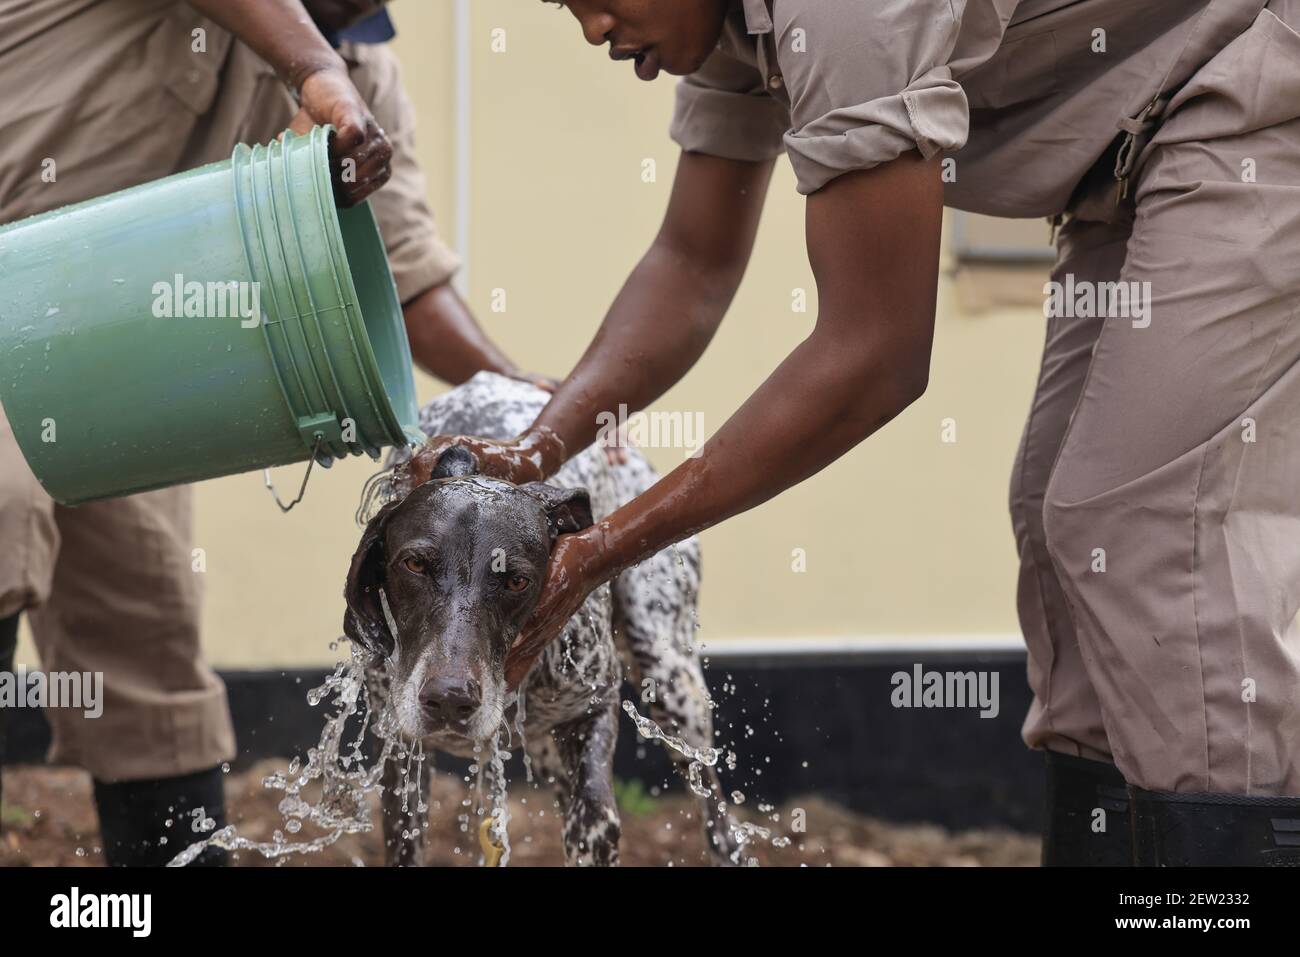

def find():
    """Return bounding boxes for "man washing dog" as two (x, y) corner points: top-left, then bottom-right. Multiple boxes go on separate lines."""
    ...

(402, 0), (1300, 865)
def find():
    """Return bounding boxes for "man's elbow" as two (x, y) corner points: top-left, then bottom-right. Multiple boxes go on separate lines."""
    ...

(653, 232), (748, 301)
(829, 355), (929, 441)
(868, 350), (931, 423)
(815, 323), (932, 429)
(892, 362), (930, 410)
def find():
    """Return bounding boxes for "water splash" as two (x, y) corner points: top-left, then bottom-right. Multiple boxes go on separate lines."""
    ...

(512, 687), (533, 784)
(481, 731), (512, 866)
(355, 465), (398, 526)
(621, 699), (795, 863)
(167, 646), (401, 866)
(685, 762), (712, 799)
(622, 700), (722, 801)
(621, 700), (720, 766)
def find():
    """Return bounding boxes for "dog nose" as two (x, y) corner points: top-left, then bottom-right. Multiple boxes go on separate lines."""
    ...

(419, 676), (481, 725)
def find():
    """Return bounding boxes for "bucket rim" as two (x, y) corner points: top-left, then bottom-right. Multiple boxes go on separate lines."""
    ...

(298, 125), (419, 451)
(236, 126), (420, 455)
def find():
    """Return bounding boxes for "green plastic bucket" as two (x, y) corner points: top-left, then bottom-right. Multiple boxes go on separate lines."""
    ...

(0, 126), (422, 505)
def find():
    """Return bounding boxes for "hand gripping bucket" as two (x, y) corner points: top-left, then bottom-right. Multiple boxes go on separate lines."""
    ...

(0, 126), (423, 505)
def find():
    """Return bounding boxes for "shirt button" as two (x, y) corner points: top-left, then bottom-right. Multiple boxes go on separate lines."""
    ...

(768, 75), (784, 90)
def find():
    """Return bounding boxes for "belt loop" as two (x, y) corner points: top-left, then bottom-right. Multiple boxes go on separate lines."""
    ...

(1112, 3), (1217, 207)
(1113, 95), (1162, 205)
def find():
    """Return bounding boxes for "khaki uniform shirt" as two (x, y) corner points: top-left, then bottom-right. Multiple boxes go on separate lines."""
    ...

(670, 0), (1268, 217)
(0, 0), (459, 303)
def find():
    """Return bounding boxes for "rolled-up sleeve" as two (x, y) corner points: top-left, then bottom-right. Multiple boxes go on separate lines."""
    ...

(777, 0), (970, 194)
(668, 47), (789, 163)
(345, 42), (462, 304)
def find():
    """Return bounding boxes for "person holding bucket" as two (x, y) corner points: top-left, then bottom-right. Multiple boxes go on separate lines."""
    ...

(0, 0), (540, 867)
(407, 0), (1300, 865)
(0, 0), (391, 868)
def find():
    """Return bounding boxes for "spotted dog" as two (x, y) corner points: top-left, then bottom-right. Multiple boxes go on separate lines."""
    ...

(344, 372), (737, 866)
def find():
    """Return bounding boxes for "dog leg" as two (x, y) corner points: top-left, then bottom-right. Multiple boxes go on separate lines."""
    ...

(366, 662), (426, 867)
(525, 730), (574, 859)
(634, 687), (740, 866)
(611, 543), (741, 864)
(379, 751), (428, 867)
(550, 703), (622, 866)
(691, 763), (742, 865)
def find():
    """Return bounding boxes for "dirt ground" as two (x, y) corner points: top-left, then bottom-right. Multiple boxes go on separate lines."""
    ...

(0, 761), (1038, 867)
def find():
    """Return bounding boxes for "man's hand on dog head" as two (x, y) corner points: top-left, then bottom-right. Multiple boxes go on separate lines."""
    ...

(503, 527), (606, 690)
(395, 429), (566, 498)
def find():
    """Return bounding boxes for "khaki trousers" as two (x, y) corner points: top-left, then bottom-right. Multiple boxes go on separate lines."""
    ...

(0, 405), (234, 782)
(1015, 2), (1300, 794)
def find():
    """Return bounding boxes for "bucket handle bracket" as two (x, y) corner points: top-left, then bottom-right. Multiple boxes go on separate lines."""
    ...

(295, 412), (343, 461)
(263, 424), (334, 513)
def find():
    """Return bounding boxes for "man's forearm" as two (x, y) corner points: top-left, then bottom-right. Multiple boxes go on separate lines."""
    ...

(587, 317), (932, 579)
(189, 0), (343, 90)
(504, 291), (936, 688)
(529, 236), (744, 471)
(502, 157), (943, 685)
(526, 153), (775, 474)
(393, 242), (760, 496)
(581, 156), (944, 580)
(395, 154), (773, 494)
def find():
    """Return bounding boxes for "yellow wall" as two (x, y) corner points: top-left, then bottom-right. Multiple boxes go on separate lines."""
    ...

(16, 1), (1047, 670)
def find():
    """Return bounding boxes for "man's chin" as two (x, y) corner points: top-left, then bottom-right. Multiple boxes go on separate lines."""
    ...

(674, 47), (718, 77)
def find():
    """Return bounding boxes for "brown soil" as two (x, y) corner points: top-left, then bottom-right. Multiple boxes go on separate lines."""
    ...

(0, 762), (1039, 867)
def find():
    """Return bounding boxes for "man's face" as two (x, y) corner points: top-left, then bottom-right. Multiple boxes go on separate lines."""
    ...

(303, 0), (387, 33)
(557, 0), (732, 81)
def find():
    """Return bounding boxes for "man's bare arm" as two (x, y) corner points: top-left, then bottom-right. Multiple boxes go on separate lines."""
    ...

(531, 151), (776, 465)
(505, 153), (945, 686)
(188, 0), (392, 205)
(397, 150), (774, 491)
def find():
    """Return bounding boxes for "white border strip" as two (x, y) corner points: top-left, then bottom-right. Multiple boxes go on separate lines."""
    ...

(699, 634), (1026, 658)
(452, 0), (472, 296)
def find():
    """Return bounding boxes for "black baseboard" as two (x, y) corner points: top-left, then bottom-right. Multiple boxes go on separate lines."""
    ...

(3, 641), (1043, 833)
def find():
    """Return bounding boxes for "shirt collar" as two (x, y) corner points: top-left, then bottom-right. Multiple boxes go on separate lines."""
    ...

(740, 0), (774, 35)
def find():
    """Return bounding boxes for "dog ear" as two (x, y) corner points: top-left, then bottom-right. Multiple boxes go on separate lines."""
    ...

(342, 501), (400, 657)
(430, 445), (478, 480)
(521, 482), (595, 544)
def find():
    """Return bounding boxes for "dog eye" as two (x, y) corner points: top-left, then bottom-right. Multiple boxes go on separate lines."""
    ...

(505, 575), (531, 593)
(403, 557), (426, 574)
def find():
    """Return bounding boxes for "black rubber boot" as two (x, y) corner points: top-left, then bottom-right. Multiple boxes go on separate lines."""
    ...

(1130, 786), (1300, 866)
(1041, 751), (1132, 866)
(0, 613), (18, 827)
(93, 766), (229, 866)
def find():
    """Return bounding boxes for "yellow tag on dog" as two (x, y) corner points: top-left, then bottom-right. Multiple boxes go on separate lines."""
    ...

(479, 817), (504, 868)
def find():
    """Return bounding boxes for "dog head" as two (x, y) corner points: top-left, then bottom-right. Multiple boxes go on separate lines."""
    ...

(343, 446), (593, 740)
